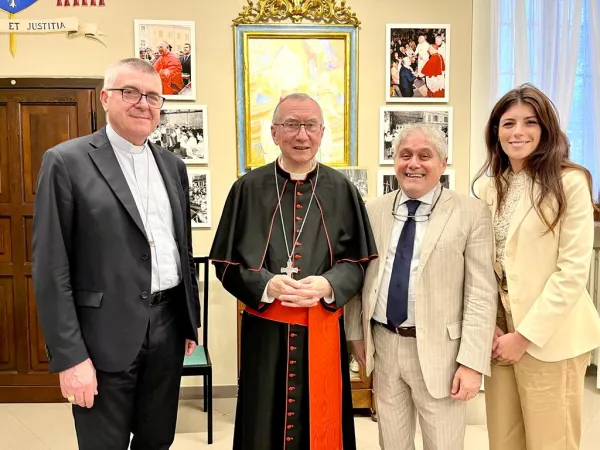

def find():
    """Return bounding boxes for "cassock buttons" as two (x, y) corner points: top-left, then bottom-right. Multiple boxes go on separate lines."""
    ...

(294, 254), (302, 260)
(296, 204), (302, 209)
(296, 216), (302, 221)
(290, 346), (296, 351)
(297, 191), (304, 196)
(141, 253), (149, 261)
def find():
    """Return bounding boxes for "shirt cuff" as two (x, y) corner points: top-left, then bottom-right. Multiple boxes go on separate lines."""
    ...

(261, 283), (275, 304)
(324, 291), (335, 304)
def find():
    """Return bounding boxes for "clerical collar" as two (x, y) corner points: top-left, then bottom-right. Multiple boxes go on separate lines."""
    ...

(275, 157), (319, 181)
(106, 122), (147, 154)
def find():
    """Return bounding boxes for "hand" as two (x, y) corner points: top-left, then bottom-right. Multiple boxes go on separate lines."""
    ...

(492, 331), (530, 364)
(279, 276), (332, 308)
(60, 358), (98, 409)
(185, 339), (197, 356)
(297, 276), (333, 299)
(266, 274), (303, 299)
(451, 365), (482, 401)
(491, 326), (505, 355)
(348, 340), (366, 368)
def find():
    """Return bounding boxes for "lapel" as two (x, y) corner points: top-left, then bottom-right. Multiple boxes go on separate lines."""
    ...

(416, 186), (453, 279)
(88, 129), (148, 239)
(149, 142), (185, 246)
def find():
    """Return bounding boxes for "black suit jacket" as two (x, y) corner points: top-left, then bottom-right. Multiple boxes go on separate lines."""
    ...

(32, 127), (200, 374)
(180, 54), (191, 75)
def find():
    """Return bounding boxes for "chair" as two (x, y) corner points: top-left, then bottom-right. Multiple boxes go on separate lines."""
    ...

(182, 256), (213, 444)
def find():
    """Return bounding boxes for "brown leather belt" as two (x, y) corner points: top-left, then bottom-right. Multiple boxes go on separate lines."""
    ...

(150, 284), (182, 306)
(375, 320), (417, 338)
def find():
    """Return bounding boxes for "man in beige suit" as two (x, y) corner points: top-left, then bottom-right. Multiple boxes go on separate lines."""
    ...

(345, 123), (497, 449)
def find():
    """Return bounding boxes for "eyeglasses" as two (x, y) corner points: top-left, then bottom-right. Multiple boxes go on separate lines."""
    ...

(108, 88), (165, 109)
(273, 122), (322, 134)
(391, 185), (444, 222)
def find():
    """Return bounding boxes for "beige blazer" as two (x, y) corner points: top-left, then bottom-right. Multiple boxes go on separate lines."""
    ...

(477, 169), (600, 362)
(345, 186), (498, 399)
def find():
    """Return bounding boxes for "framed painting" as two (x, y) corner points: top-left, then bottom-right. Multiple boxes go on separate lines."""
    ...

(234, 24), (358, 176)
(134, 19), (196, 100)
(386, 23), (450, 103)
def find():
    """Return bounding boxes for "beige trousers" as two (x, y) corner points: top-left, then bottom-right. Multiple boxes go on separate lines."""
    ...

(373, 323), (466, 450)
(484, 308), (590, 450)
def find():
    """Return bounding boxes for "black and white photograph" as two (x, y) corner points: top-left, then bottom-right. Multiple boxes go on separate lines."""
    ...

(377, 169), (399, 197)
(386, 24), (450, 103)
(187, 168), (211, 229)
(440, 168), (456, 191)
(380, 106), (453, 165)
(377, 168), (456, 197)
(134, 19), (196, 100)
(335, 167), (368, 197)
(149, 105), (208, 164)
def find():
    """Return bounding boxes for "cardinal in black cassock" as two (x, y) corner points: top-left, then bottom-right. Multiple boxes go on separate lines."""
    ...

(209, 94), (377, 450)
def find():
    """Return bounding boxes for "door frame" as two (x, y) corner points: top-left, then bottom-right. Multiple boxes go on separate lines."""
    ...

(0, 78), (107, 130)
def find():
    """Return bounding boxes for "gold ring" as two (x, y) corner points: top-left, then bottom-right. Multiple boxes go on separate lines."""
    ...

(67, 395), (75, 402)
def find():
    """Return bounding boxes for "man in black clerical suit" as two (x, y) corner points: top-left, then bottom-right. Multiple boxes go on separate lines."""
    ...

(32, 58), (199, 450)
(210, 93), (378, 450)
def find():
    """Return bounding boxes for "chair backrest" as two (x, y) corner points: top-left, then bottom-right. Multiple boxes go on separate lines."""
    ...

(193, 256), (210, 349)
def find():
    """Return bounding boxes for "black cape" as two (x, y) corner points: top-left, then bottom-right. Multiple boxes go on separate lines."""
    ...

(209, 161), (378, 450)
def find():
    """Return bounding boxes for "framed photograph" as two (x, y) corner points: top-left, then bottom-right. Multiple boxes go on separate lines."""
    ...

(335, 167), (368, 197)
(187, 168), (211, 229)
(150, 105), (208, 164)
(377, 168), (456, 197)
(386, 24), (450, 103)
(379, 106), (453, 165)
(134, 19), (196, 100)
(441, 168), (456, 191)
(233, 24), (358, 176)
(377, 169), (398, 197)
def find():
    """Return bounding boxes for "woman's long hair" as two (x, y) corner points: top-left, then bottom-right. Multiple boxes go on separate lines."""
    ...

(472, 83), (595, 233)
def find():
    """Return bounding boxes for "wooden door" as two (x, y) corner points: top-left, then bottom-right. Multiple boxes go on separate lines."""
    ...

(0, 81), (102, 402)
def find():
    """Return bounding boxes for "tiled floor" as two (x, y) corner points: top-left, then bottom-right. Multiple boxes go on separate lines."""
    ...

(1, 374), (599, 449)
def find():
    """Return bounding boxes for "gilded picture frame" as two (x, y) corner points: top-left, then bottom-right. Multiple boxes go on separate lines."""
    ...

(234, 24), (358, 176)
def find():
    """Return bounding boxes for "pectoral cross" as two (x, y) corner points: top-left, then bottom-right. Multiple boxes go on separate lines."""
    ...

(281, 260), (298, 278)
(9, 1), (16, 9)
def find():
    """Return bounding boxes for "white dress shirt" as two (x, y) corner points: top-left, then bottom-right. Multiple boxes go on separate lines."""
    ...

(106, 123), (181, 293)
(373, 185), (438, 326)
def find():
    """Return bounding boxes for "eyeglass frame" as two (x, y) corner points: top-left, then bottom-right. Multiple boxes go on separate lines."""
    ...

(272, 122), (323, 134)
(391, 185), (444, 222)
(107, 88), (165, 109)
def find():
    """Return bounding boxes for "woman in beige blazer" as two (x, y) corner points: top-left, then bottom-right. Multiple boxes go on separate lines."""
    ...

(473, 83), (600, 450)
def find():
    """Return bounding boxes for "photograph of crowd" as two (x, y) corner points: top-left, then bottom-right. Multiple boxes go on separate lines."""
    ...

(386, 24), (449, 102)
(134, 19), (196, 100)
(378, 168), (455, 197)
(186, 168), (211, 228)
(379, 106), (453, 165)
(149, 106), (208, 164)
(336, 168), (368, 197)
